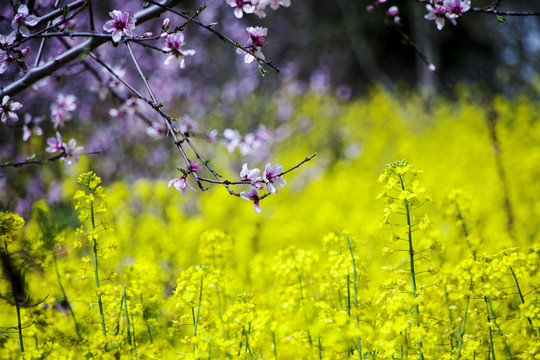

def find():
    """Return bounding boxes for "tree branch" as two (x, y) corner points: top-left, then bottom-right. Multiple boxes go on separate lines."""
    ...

(0, 0), (182, 98)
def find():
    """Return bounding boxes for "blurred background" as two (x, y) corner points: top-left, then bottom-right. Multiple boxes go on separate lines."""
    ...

(2, 0), (540, 216)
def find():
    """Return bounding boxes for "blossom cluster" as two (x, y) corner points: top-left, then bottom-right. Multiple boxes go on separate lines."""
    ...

(167, 160), (287, 214)
(237, 26), (268, 63)
(425, 0), (471, 30)
(226, 0), (291, 19)
(221, 124), (273, 156)
(45, 131), (84, 166)
(239, 162), (287, 213)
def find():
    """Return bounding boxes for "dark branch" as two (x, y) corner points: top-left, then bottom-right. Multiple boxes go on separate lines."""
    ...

(0, 0), (182, 98)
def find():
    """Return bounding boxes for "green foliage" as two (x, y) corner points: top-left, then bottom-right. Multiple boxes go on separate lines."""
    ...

(1, 88), (539, 358)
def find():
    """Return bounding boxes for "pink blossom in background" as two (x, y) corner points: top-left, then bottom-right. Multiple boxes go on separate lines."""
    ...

(223, 128), (242, 153)
(51, 94), (77, 129)
(207, 129), (219, 143)
(252, 0), (270, 18)
(387, 6), (399, 16)
(270, 0), (291, 10)
(103, 10), (136, 43)
(22, 114), (43, 141)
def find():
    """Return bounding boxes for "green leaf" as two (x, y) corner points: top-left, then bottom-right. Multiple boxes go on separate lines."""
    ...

(258, 64), (267, 77)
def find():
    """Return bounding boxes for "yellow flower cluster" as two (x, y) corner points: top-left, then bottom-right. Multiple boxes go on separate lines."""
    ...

(1, 89), (540, 358)
(0, 210), (24, 246)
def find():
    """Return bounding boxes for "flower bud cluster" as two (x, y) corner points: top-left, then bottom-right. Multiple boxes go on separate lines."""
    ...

(424, 0), (471, 30)
(239, 162), (287, 213)
(73, 172), (110, 245)
(0, 211), (25, 247)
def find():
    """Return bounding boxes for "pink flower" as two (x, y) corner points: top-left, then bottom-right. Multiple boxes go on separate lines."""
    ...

(444, 0), (470, 17)
(187, 160), (203, 173)
(263, 163), (286, 194)
(0, 50), (12, 74)
(162, 32), (196, 68)
(270, 0), (290, 10)
(1, 96), (23, 124)
(103, 10), (136, 43)
(207, 129), (218, 143)
(178, 114), (198, 134)
(162, 18), (171, 32)
(240, 187), (262, 214)
(236, 27), (268, 63)
(226, 0), (254, 18)
(52, 15), (76, 31)
(223, 128), (242, 153)
(252, 0), (270, 18)
(0, 32), (16, 47)
(387, 6), (399, 16)
(12, 5), (39, 37)
(168, 177), (195, 197)
(62, 138), (84, 166)
(51, 94), (77, 129)
(425, 3), (447, 30)
(45, 131), (63, 153)
(22, 113), (43, 141)
(240, 163), (264, 190)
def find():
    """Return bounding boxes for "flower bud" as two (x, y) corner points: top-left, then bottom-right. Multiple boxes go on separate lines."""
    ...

(162, 18), (170, 32)
(20, 47), (31, 57)
(387, 6), (399, 16)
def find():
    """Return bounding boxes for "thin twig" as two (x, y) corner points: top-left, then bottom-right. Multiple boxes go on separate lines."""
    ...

(145, 0), (279, 73)
(1, 0), (180, 98)
(0, 151), (101, 168)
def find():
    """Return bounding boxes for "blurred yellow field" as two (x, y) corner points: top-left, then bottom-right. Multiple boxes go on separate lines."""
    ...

(1, 89), (539, 359)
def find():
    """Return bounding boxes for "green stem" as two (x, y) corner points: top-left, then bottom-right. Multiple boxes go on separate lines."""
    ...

(15, 295), (24, 353)
(54, 255), (82, 339)
(486, 309), (496, 360)
(140, 294), (153, 343)
(130, 306), (138, 357)
(455, 204), (476, 259)
(192, 276), (204, 354)
(484, 297), (512, 358)
(272, 330), (278, 360)
(4, 240), (24, 353)
(91, 200), (107, 340)
(399, 176), (424, 360)
(509, 266), (534, 328)
(344, 234), (362, 359)
(455, 294), (470, 360)
(123, 286), (132, 345)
